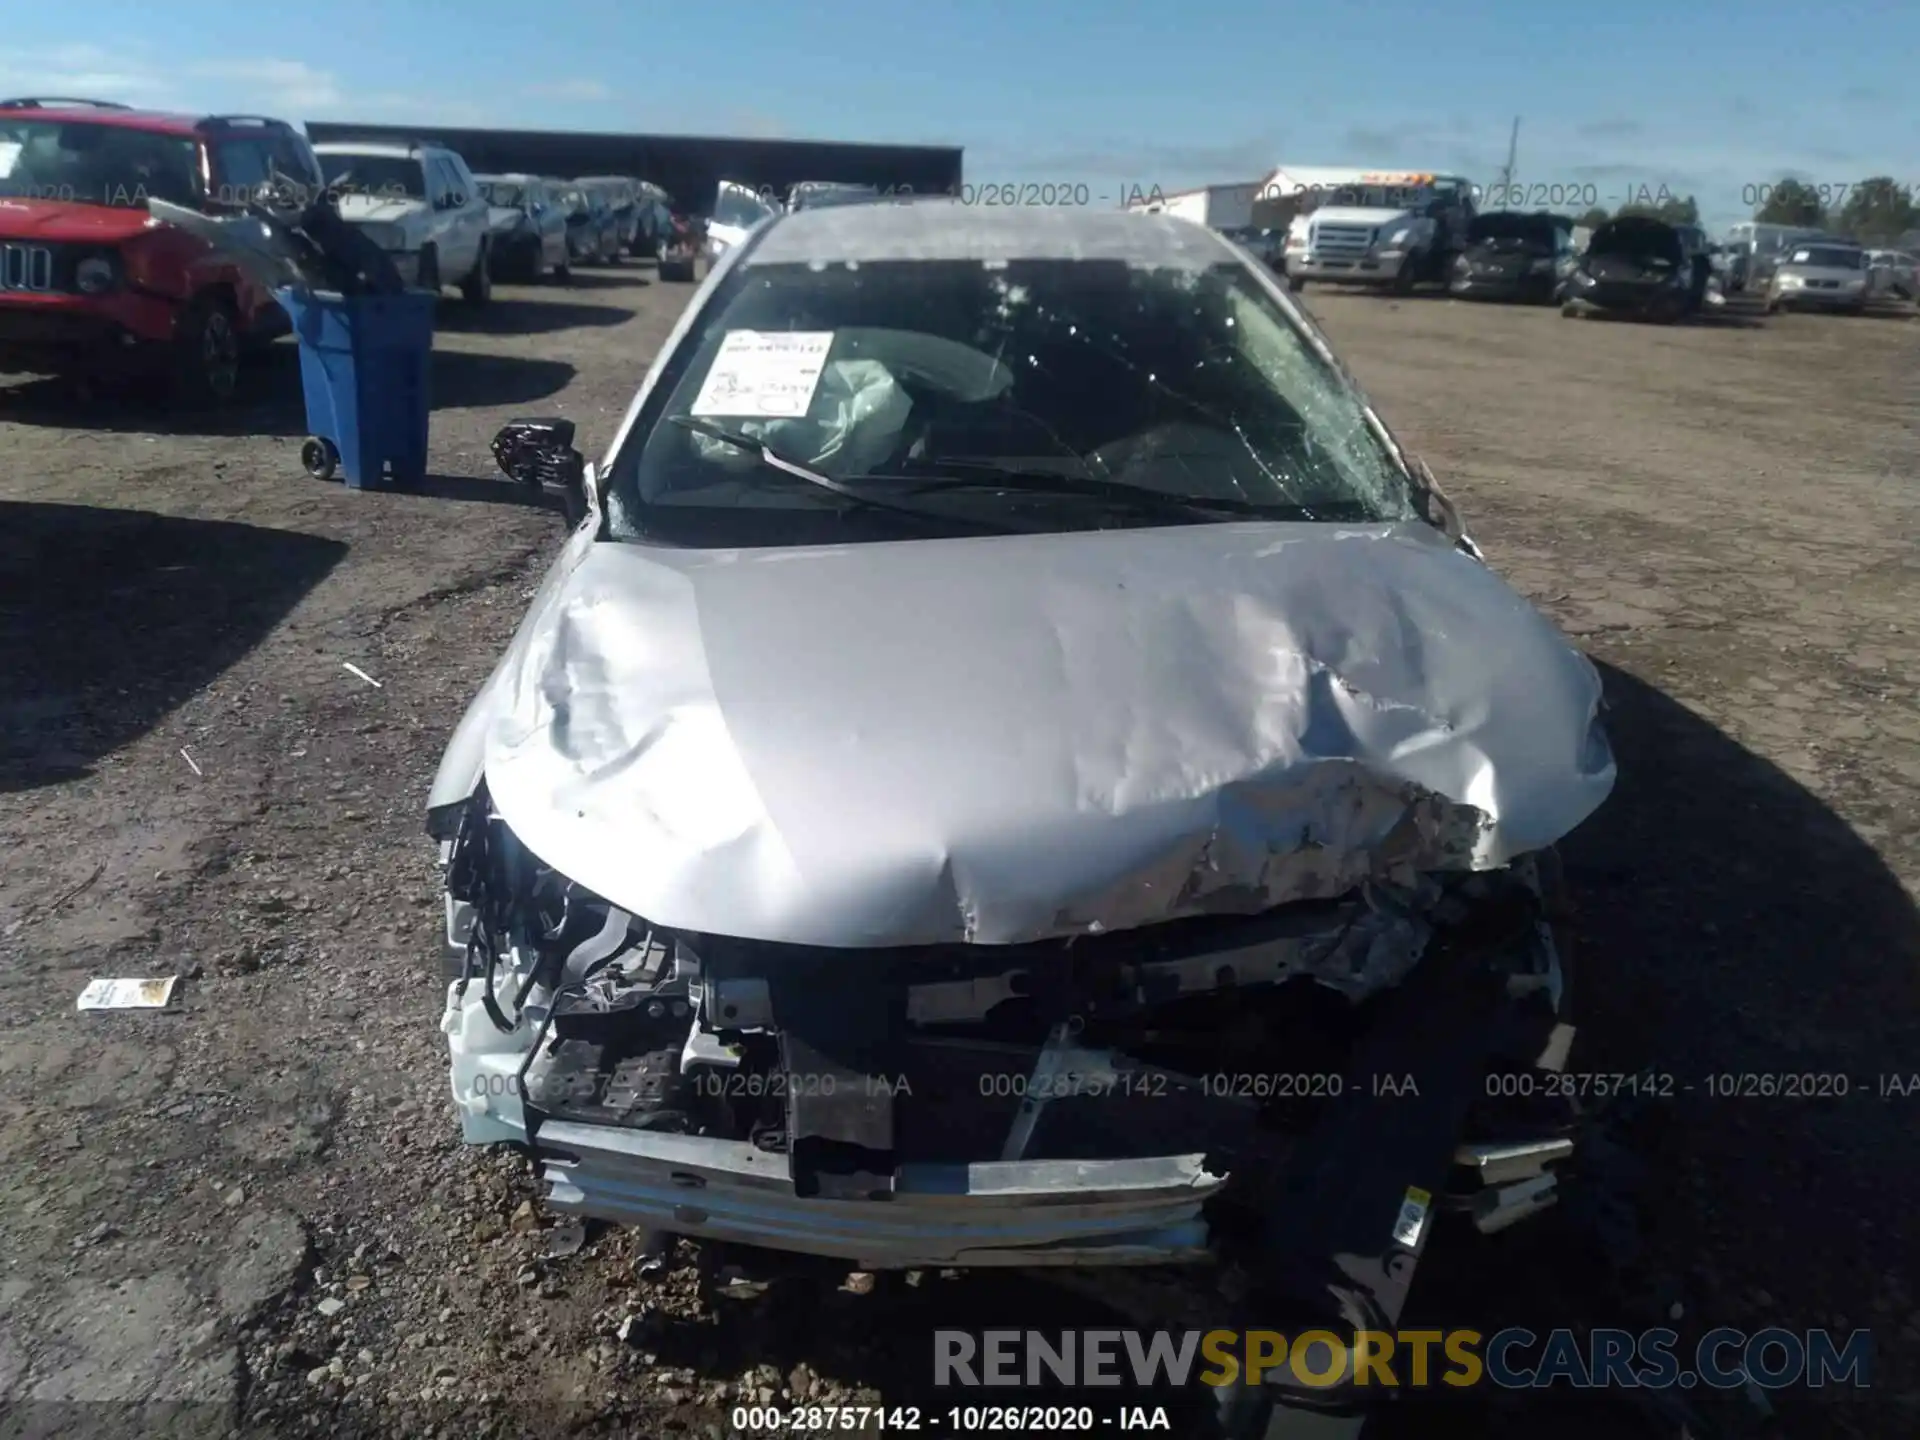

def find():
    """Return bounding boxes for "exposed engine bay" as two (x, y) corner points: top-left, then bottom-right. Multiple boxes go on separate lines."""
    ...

(437, 785), (1580, 1274)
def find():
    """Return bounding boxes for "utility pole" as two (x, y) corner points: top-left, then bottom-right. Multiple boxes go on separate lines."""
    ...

(1495, 117), (1520, 199)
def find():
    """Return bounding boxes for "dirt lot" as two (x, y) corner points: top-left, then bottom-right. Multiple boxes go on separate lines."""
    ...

(2, 266), (1916, 1440)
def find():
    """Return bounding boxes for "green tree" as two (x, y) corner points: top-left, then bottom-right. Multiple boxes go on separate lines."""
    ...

(1575, 206), (1610, 228)
(1834, 177), (1919, 245)
(1754, 177), (1827, 228)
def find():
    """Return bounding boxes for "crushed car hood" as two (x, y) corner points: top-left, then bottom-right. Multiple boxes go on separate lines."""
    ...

(477, 522), (1613, 950)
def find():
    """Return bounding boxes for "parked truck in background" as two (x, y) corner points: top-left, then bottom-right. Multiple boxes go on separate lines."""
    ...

(1271, 168), (1478, 294)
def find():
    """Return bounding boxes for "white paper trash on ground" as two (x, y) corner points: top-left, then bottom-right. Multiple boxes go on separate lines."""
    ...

(690, 331), (835, 418)
(77, 977), (179, 1011)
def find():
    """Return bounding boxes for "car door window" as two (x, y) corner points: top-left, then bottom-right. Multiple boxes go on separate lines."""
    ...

(423, 158), (450, 209)
(443, 157), (473, 210)
(270, 130), (324, 200)
(212, 137), (273, 206)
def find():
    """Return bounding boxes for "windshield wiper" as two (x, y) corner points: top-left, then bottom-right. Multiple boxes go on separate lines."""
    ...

(870, 458), (1310, 522)
(664, 416), (1029, 532)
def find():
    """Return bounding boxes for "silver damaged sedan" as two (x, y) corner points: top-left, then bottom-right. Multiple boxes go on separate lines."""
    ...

(431, 202), (1615, 1416)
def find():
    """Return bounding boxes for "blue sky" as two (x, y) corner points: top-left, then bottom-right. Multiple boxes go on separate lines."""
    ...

(6, 1), (1916, 232)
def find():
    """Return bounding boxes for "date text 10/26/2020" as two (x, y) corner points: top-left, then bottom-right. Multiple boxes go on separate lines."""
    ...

(747, 182), (1176, 208)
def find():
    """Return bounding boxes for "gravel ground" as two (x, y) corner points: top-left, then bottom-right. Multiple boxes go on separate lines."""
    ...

(1, 265), (1915, 1440)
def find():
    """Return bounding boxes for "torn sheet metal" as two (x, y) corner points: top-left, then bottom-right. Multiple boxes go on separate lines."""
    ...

(147, 193), (406, 298)
(469, 518), (1613, 950)
(77, 977), (177, 1011)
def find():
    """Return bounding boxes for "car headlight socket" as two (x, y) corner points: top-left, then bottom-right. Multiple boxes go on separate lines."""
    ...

(75, 255), (119, 294)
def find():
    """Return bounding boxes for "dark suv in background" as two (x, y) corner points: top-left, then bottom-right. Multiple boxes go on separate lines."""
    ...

(1448, 210), (1577, 304)
(0, 96), (322, 402)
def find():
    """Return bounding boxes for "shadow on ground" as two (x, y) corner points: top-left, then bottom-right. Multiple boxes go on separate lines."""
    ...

(551, 268), (660, 292)
(431, 297), (632, 336)
(0, 503), (347, 792)
(404, 473), (565, 510)
(1385, 656), (1920, 1436)
(0, 344), (575, 437)
(575, 658), (1917, 1439)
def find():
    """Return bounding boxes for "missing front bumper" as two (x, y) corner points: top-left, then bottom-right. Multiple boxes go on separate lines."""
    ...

(441, 827), (1577, 1274)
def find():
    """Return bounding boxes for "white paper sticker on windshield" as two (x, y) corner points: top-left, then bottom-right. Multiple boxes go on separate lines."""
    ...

(690, 331), (834, 419)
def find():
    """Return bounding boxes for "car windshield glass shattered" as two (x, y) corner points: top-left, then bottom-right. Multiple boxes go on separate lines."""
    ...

(0, 121), (199, 208)
(605, 255), (1420, 547)
(319, 153), (426, 200)
(479, 181), (524, 206)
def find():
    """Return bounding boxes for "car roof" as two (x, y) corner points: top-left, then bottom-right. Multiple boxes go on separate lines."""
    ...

(0, 101), (212, 137)
(476, 172), (541, 182)
(746, 202), (1239, 269)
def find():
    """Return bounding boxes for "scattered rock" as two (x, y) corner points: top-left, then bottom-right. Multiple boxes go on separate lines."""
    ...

(316, 1297), (346, 1318)
(841, 1271), (876, 1295)
(616, 1309), (654, 1345)
(543, 1221), (586, 1260)
(345, 1275), (371, 1293)
(509, 1201), (537, 1235)
(215, 1210), (310, 1324)
(714, 1265), (768, 1301)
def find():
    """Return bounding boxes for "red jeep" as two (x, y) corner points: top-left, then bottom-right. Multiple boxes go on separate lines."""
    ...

(0, 97), (326, 403)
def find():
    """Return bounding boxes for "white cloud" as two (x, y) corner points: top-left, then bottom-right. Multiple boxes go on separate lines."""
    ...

(0, 47), (491, 127)
(0, 45), (176, 102)
(193, 58), (346, 112)
(522, 79), (610, 102)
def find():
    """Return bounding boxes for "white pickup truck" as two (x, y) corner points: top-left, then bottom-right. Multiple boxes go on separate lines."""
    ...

(1272, 169), (1478, 294)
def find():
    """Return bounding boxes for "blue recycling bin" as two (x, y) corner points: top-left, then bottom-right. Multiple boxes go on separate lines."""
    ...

(277, 287), (436, 490)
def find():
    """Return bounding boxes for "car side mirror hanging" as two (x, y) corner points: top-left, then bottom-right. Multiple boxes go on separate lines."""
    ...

(492, 418), (588, 525)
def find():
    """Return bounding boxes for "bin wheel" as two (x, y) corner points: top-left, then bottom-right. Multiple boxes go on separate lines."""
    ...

(301, 437), (339, 482)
